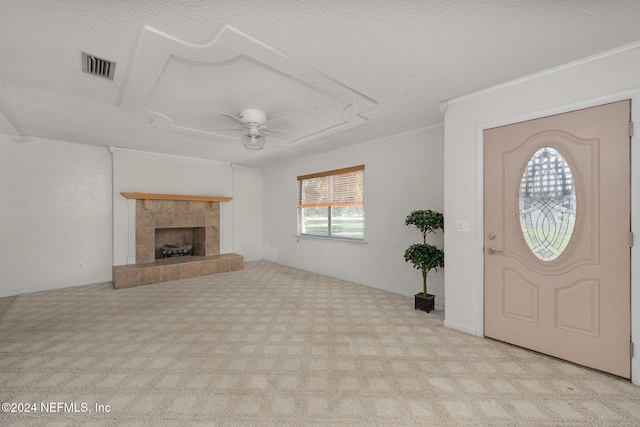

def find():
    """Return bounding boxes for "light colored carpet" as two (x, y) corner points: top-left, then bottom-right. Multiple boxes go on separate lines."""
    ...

(0, 296), (16, 318)
(1, 261), (639, 426)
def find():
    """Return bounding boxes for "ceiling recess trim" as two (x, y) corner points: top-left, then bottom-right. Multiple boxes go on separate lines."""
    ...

(120, 24), (377, 148)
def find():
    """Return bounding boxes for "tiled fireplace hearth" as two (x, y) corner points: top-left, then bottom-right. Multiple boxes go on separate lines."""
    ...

(112, 193), (243, 289)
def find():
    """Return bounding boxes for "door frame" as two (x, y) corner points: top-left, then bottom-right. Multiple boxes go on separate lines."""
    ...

(475, 89), (640, 385)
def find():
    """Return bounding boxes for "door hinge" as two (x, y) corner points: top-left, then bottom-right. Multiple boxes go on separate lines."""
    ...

(630, 121), (634, 138)
(631, 231), (634, 248)
(632, 341), (635, 358)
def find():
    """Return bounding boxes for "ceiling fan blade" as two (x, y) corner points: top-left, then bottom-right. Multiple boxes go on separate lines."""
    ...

(262, 131), (295, 142)
(219, 112), (248, 128)
(262, 117), (290, 129)
(199, 127), (244, 132)
(262, 129), (295, 138)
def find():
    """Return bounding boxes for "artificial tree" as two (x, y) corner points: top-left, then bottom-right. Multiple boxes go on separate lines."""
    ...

(404, 209), (444, 312)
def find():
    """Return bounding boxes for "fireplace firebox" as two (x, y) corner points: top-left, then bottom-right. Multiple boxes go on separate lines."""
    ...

(155, 227), (205, 259)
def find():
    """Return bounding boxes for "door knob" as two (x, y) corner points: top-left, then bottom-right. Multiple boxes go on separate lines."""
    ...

(488, 247), (502, 254)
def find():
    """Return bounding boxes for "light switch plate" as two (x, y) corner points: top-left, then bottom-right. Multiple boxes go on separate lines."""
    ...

(456, 220), (469, 232)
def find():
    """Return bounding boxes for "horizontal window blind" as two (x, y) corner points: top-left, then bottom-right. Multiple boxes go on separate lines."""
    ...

(298, 165), (364, 209)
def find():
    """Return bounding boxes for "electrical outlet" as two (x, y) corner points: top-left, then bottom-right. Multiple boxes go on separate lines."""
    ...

(78, 261), (85, 269)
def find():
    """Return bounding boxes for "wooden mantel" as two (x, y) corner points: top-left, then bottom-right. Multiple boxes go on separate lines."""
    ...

(121, 192), (232, 209)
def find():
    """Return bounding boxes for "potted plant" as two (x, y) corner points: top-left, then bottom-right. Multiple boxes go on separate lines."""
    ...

(404, 210), (444, 312)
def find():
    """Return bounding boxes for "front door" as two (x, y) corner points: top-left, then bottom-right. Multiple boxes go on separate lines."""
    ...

(484, 100), (631, 378)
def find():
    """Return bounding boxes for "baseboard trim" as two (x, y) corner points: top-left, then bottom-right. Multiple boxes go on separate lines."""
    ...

(443, 320), (478, 336)
(0, 277), (112, 298)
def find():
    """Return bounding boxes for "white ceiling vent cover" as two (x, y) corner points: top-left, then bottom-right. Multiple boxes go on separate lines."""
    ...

(81, 52), (116, 80)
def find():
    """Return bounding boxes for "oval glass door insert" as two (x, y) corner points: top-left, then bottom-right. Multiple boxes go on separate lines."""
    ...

(519, 146), (577, 261)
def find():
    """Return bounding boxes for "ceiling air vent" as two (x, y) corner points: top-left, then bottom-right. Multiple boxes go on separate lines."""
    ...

(81, 52), (116, 80)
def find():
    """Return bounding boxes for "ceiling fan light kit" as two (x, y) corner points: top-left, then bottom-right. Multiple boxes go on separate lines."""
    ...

(220, 109), (290, 151)
(242, 129), (266, 150)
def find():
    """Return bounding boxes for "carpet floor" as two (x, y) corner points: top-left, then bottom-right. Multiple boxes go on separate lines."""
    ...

(1, 261), (639, 426)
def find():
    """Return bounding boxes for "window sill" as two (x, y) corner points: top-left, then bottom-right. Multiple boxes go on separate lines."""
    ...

(295, 234), (368, 245)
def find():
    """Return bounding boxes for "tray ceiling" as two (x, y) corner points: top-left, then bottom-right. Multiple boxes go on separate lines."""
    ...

(1, 1), (640, 168)
(121, 24), (376, 148)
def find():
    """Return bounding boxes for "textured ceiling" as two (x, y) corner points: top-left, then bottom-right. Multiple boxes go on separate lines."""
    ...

(2, 1), (640, 168)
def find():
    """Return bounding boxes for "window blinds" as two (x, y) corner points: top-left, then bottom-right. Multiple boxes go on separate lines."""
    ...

(297, 165), (364, 209)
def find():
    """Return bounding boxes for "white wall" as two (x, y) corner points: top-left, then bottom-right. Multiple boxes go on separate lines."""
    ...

(112, 149), (263, 266)
(0, 141), (262, 297)
(442, 44), (640, 383)
(0, 137), (112, 296)
(262, 126), (444, 301)
(231, 164), (263, 262)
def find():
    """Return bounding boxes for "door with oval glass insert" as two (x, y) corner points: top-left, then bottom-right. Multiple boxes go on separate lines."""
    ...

(484, 101), (631, 378)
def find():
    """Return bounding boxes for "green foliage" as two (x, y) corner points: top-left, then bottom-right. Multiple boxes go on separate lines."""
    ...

(405, 210), (444, 243)
(404, 210), (444, 296)
(404, 244), (444, 272)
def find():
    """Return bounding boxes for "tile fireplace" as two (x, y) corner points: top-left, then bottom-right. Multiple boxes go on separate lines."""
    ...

(112, 193), (243, 289)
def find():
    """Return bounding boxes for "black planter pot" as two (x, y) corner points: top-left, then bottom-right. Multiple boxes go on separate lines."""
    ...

(414, 293), (435, 312)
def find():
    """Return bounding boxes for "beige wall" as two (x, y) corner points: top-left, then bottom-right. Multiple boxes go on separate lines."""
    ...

(442, 45), (640, 384)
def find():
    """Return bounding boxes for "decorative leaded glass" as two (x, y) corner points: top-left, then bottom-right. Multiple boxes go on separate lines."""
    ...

(519, 147), (577, 261)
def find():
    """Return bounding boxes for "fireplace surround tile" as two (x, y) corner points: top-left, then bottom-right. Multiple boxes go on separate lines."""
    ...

(140, 266), (163, 285)
(135, 199), (221, 262)
(214, 258), (230, 274)
(179, 262), (200, 279)
(113, 196), (242, 289)
(206, 239), (220, 256)
(198, 260), (217, 276)
(113, 268), (141, 289)
(189, 201), (206, 212)
(205, 212), (220, 227)
(136, 226), (153, 242)
(160, 264), (181, 282)
(230, 256), (244, 272)
(113, 254), (243, 289)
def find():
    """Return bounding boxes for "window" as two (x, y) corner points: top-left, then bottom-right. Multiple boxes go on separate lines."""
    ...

(519, 146), (576, 261)
(297, 165), (364, 240)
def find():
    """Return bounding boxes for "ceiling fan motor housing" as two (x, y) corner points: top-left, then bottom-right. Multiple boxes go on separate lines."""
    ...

(239, 109), (268, 125)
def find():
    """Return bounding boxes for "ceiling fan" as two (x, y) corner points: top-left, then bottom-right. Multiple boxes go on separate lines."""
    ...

(219, 109), (291, 150)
